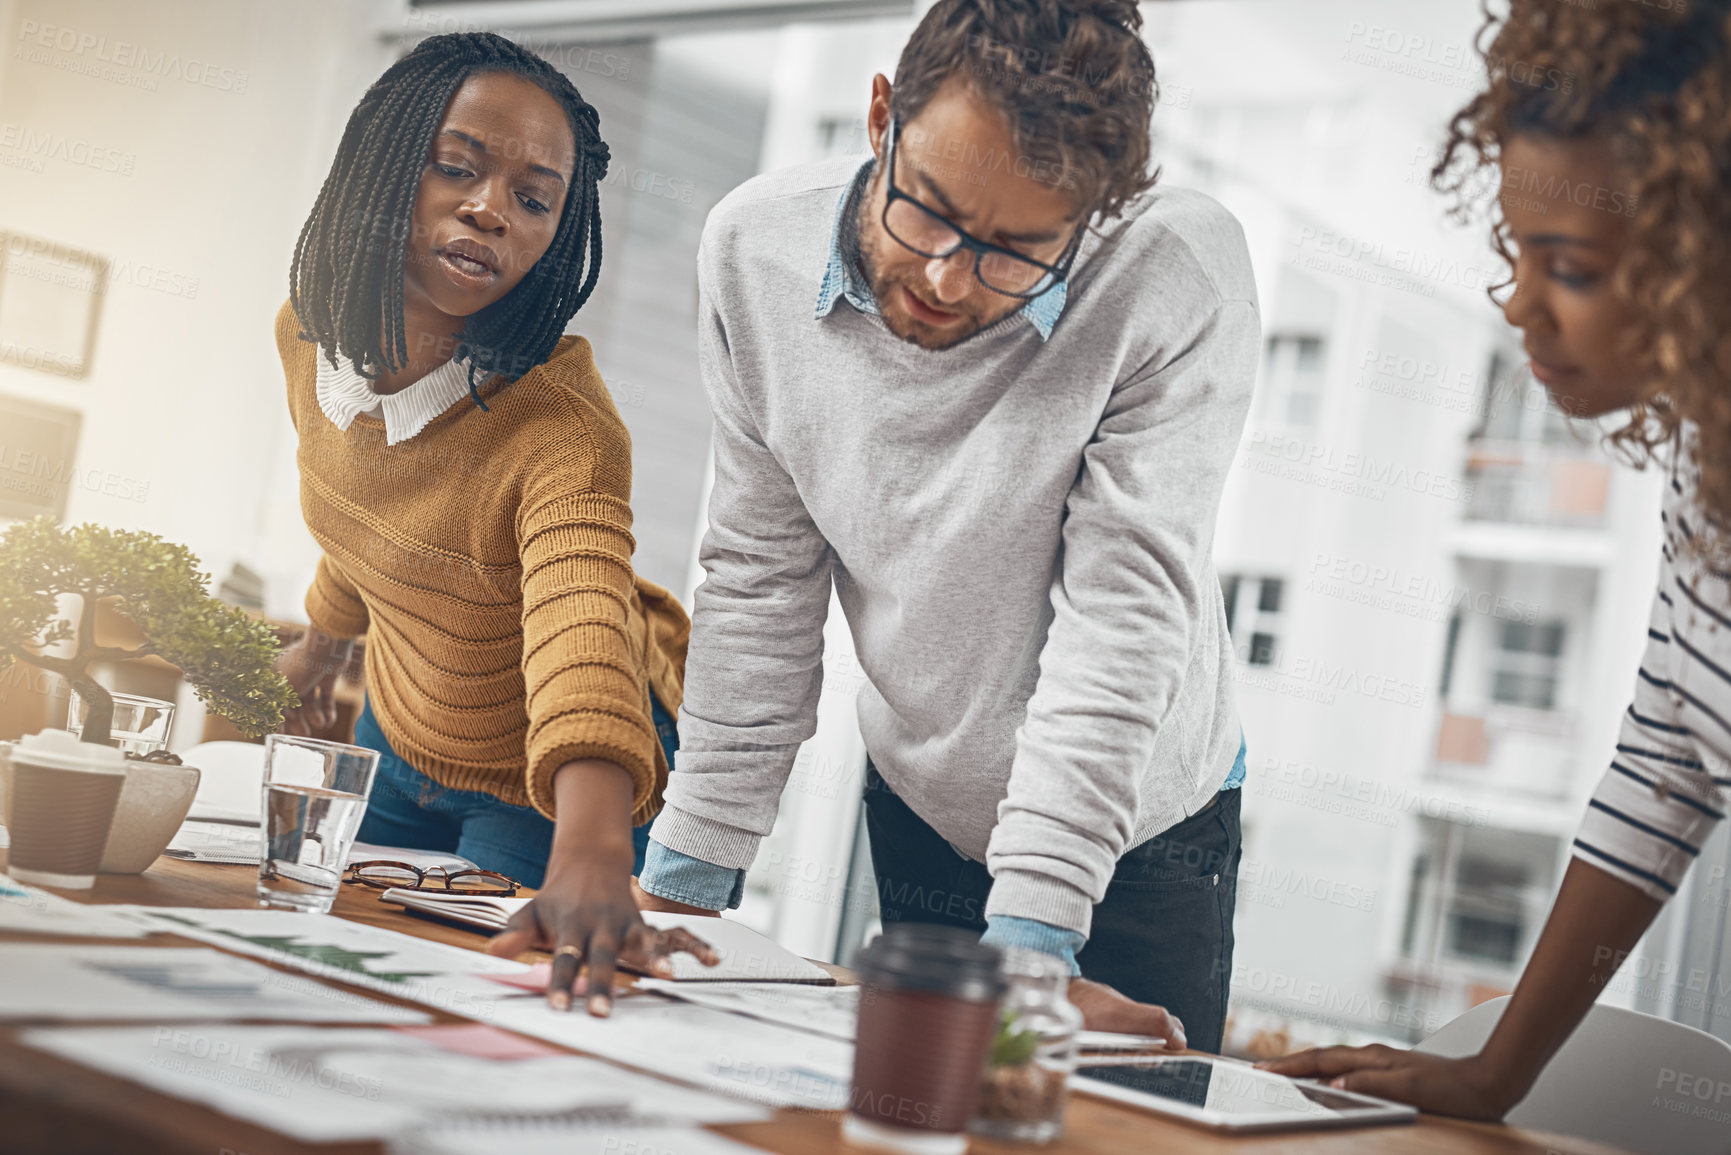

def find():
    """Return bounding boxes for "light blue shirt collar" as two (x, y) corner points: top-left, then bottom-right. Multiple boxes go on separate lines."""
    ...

(814, 158), (1068, 341)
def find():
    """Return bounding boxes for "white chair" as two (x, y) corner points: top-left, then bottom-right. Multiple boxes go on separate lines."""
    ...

(1416, 995), (1731, 1155)
(180, 740), (267, 820)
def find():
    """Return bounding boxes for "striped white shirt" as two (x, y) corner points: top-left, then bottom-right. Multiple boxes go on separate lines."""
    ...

(1575, 429), (1731, 901)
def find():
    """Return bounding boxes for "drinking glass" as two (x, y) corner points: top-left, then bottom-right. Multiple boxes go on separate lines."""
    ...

(67, 690), (176, 757)
(257, 734), (379, 913)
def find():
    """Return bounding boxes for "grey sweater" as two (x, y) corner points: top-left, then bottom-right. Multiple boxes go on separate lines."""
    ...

(652, 155), (1260, 936)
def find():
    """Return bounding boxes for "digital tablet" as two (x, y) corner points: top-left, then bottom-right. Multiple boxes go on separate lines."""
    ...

(1071, 1056), (1419, 1133)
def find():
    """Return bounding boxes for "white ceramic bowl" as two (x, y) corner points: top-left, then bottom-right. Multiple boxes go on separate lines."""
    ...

(97, 758), (202, 873)
(0, 740), (12, 848)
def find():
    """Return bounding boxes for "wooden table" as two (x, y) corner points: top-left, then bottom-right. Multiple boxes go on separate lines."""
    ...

(0, 855), (1629, 1155)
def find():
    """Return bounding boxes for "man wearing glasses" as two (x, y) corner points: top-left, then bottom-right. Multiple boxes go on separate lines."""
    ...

(635, 0), (1259, 1050)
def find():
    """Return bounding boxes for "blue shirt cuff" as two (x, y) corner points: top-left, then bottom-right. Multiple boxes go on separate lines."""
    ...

(638, 839), (746, 911)
(981, 915), (1085, 976)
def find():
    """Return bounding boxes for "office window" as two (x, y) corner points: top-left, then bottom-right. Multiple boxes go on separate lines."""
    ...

(1438, 611), (1463, 699)
(1259, 335), (1326, 426)
(1475, 349), (1575, 445)
(1401, 820), (1560, 970)
(816, 115), (869, 159)
(1222, 573), (1284, 667)
(1490, 619), (1565, 711)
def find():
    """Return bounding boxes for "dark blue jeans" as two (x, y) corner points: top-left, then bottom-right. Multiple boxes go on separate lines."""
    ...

(352, 695), (675, 888)
(863, 765), (1242, 1054)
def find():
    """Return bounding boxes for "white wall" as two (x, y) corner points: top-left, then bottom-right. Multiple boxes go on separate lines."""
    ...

(0, 0), (393, 610)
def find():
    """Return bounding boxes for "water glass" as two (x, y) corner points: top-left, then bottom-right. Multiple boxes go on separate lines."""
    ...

(257, 734), (379, 914)
(67, 690), (176, 757)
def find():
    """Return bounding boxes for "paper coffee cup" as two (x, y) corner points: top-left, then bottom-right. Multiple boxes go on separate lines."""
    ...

(5, 729), (128, 889)
(849, 924), (1005, 1152)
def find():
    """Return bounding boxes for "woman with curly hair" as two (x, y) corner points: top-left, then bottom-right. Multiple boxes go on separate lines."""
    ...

(274, 31), (713, 1015)
(1264, 0), (1731, 1119)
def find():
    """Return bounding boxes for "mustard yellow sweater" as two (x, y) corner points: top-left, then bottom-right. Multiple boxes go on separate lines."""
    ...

(276, 302), (689, 823)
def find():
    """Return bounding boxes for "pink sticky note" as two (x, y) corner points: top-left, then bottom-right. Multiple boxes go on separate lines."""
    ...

(394, 1022), (563, 1060)
(481, 963), (638, 996)
(482, 962), (554, 993)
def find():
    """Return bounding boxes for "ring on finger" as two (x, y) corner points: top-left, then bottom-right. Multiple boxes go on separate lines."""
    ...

(555, 944), (582, 960)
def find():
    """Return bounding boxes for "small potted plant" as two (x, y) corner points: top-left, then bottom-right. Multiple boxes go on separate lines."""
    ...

(0, 517), (297, 871)
(971, 951), (1083, 1143)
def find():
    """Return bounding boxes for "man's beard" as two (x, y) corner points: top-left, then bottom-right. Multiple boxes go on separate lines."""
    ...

(856, 206), (995, 352)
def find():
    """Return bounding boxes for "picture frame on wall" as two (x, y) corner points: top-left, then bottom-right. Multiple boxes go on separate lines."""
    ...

(0, 232), (108, 380)
(0, 394), (84, 522)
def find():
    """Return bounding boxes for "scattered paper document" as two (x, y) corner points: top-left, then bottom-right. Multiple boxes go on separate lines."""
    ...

(590, 986), (1161, 1053)
(637, 911), (835, 984)
(123, 906), (534, 1012)
(0, 944), (428, 1023)
(164, 818), (261, 863)
(0, 873), (154, 938)
(387, 893), (832, 985)
(377, 888), (523, 933)
(393, 1022), (565, 1061)
(402, 1125), (773, 1155)
(1077, 1029), (1168, 1052)
(183, 801), (261, 825)
(165, 823), (482, 869)
(347, 842), (480, 872)
(488, 991), (854, 1110)
(634, 979), (858, 1042)
(23, 1025), (764, 1143)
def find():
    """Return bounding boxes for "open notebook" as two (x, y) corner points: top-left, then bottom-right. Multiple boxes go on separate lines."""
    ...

(378, 893), (834, 985)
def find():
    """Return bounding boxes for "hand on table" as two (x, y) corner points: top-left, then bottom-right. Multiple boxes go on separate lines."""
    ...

(1257, 1046), (1515, 1119)
(1067, 977), (1187, 1052)
(487, 850), (718, 1016)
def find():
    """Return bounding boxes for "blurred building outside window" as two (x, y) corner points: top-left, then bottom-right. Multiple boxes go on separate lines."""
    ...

(1488, 618), (1566, 712)
(1466, 350), (1612, 529)
(1397, 818), (1560, 991)
(1259, 334), (1327, 427)
(816, 114), (870, 159)
(1223, 573), (1285, 668)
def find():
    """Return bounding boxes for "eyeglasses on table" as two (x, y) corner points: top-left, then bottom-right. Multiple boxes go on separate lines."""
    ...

(345, 860), (521, 896)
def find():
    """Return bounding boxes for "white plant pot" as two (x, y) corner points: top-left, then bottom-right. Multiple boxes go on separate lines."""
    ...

(0, 741), (12, 848)
(97, 759), (202, 874)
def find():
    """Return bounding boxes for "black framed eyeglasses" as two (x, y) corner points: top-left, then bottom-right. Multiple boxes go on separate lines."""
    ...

(346, 860), (521, 896)
(880, 119), (1082, 300)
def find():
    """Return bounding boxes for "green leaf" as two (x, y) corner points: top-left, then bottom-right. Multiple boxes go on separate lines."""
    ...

(991, 1011), (1043, 1067)
(0, 516), (297, 737)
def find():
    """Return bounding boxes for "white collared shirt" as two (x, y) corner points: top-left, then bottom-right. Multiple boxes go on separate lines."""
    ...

(315, 349), (475, 445)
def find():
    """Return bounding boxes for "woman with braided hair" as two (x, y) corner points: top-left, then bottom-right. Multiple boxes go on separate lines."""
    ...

(1265, 0), (1731, 1118)
(273, 31), (714, 1016)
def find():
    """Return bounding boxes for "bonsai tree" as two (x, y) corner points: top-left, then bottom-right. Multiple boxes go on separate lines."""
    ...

(0, 516), (296, 748)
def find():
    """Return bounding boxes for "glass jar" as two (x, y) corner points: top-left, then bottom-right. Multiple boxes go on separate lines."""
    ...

(968, 948), (1084, 1144)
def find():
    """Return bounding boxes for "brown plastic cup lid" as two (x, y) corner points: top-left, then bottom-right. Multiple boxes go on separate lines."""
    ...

(11, 729), (127, 774)
(854, 923), (1004, 1002)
